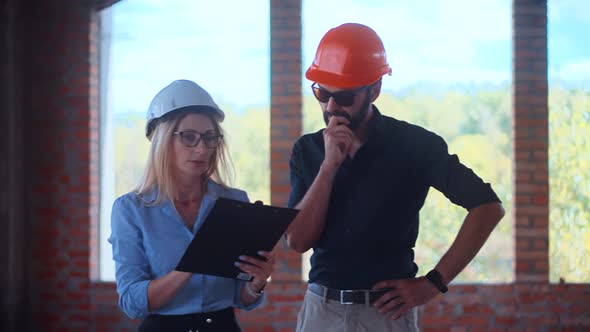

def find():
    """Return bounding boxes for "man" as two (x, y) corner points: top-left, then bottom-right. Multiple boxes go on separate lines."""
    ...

(286, 23), (505, 331)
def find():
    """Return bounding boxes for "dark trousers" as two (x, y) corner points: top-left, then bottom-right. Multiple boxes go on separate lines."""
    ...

(138, 307), (241, 332)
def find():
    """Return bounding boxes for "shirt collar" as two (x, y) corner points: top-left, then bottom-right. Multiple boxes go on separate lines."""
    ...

(364, 105), (387, 151)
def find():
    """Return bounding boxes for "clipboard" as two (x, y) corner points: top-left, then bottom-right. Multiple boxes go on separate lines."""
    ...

(175, 197), (299, 281)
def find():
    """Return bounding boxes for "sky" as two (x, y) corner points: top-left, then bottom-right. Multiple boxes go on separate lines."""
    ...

(105, 0), (589, 113)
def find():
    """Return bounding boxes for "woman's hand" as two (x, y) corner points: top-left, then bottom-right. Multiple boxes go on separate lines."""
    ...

(235, 250), (275, 292)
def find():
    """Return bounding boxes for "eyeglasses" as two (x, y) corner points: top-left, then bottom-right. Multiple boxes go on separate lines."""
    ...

(173, 130), (223, 149)
(311, 82), (367, 107)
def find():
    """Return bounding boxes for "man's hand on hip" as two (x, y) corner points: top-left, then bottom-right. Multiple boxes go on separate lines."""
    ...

(371, 277), (440, 320)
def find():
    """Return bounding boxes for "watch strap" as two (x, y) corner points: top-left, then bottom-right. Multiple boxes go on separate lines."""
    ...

(425, 269), (448, 294)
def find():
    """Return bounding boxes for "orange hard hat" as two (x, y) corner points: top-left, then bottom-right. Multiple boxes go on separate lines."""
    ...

(305, 23), (392, 89)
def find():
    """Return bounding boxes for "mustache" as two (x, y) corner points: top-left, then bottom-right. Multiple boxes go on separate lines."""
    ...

(323, 111), (352, 123)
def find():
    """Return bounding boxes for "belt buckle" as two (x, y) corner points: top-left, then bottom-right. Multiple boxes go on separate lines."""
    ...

(339, 290), (355, 304)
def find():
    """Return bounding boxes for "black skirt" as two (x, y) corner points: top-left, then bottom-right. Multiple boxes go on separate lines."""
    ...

(138, 307), (241, 332)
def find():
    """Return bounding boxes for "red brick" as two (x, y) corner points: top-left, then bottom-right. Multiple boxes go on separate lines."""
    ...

(516, 239), (531, 250)
(463, 304), (495, 315)
(455, 316), (490, 326)
(422, 316), (454, 326)
(495, 316), (519, 326)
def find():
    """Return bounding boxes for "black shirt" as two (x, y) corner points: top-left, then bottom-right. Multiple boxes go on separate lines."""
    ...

(288, 107), (501, 289)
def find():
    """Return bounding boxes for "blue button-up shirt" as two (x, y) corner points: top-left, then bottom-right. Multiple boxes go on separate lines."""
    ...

(109, 180), (262, 319)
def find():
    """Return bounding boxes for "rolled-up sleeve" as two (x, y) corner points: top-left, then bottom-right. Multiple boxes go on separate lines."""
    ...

(418, 131), (501, 210)
(109, 197), (152, 319)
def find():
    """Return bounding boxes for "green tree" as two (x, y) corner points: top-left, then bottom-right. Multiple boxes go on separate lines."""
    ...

(221, 104), (270, 204)
(549, 86), (590, 282)
(114, 113), (150, 196)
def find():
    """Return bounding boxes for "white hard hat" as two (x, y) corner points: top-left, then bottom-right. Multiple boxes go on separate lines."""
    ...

(145, 79), (225, 138)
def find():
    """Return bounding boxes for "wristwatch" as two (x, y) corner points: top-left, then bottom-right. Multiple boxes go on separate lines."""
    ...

(245, 283), (265, 298)
(425, 269), (448, 294)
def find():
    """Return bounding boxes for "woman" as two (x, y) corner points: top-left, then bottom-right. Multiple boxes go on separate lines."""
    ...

(109, 79), (274, 331)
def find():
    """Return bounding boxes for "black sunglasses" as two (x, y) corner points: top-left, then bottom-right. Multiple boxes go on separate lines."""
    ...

(311, 83), (367, 107)
(173, 130), (223, 149)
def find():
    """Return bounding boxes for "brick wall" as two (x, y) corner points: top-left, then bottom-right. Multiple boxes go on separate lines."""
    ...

(26, 0), (100, 331)
(513, 0), (550, 284)
(2, 0), (588, 331)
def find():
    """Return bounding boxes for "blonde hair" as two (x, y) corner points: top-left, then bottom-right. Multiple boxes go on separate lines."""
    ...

(135, 109), (234, 205)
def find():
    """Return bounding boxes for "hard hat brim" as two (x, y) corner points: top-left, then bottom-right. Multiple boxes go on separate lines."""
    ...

(305, 66), (392, 89)
(145, 105), (224, 139)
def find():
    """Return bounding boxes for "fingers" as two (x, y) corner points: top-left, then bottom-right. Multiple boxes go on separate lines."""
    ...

(326, 119), (352, 137)
(326, 115), (352, 140)
(372, 277), (439, 320)
(327, 114), (350, 129)
(371, 289), (399, 308)
(323, 115), (354, 168)
(375, 292), (403, 315)
(257, 251), (275, 263)
(234, 260), (268, 286)
(372, 280), (407, 319)
(325, 123), (353, 154)
(388, 303), (411, 320)
(333, 136), (352, 156)
(326, 129), (353, 148)
(235, 253), (272, 270)
(234, 251), (275, 283)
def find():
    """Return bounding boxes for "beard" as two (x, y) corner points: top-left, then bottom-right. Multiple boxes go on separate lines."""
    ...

(323, 93), (372, 131)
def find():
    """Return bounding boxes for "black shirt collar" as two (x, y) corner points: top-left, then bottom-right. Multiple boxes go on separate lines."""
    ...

(363, 105), (387, 152)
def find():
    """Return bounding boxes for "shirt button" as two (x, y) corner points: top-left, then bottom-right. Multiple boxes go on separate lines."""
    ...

(206, 318), (213, 324)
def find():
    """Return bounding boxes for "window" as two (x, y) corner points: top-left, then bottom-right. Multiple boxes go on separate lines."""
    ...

(548, 0), (590, 283)
(301, 0), (513, 282)
(99, 1), (270, 280)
